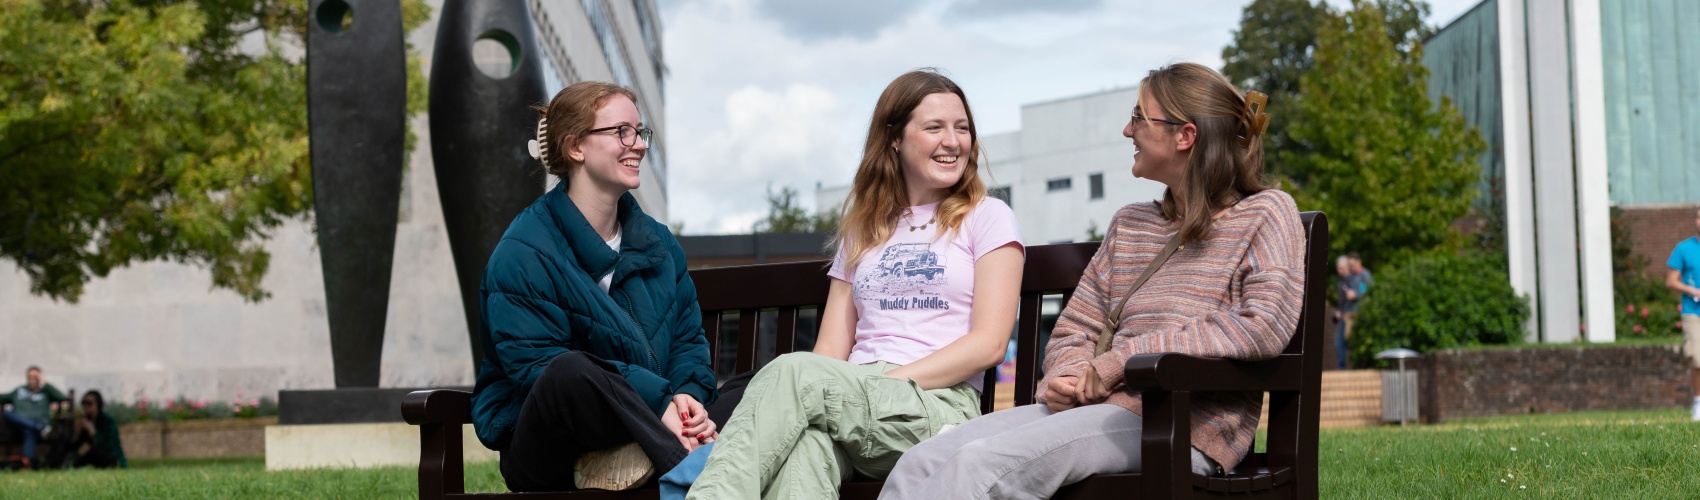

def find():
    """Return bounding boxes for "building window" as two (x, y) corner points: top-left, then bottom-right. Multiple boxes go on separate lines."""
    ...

(1046, 177), (1072, 192)
(1089, 173), (1104, 200)
(988, 186), (1012, 208)
(581, 0), (635, 87)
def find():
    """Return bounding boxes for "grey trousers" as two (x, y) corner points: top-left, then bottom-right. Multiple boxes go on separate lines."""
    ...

(879, 404), (1217, 500)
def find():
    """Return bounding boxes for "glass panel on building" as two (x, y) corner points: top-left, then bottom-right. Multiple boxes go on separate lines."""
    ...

(989, 186), (1013, 208)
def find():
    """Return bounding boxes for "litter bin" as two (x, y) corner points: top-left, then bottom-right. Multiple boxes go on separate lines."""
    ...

(1375, 348), (1420, 425)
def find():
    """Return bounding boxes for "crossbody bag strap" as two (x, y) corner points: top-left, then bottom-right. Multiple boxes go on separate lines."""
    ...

(1095, 233), (1186, 356)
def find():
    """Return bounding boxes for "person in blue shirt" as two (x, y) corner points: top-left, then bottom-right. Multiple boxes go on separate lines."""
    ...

(1667, 206), (1700, 421)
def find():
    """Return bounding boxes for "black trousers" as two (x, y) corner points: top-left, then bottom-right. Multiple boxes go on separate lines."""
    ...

(45, 432), (118, 469)
(706, 369), (755, 433)
(499, 352), (690, 492)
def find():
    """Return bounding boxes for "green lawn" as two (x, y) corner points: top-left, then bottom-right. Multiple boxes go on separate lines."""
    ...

(1322, 409), (1700, 499)
(0, 456), (506, 499)
(3, 409), (1696, 498)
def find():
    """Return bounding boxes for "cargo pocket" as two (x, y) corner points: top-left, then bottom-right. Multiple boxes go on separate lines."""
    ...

(851, 375), (933, 476)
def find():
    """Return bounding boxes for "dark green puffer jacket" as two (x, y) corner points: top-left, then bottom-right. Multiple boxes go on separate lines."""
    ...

(471, 185), (715, 450)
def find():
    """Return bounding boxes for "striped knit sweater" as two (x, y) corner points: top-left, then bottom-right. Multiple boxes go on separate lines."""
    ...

(1036, 189), (1306, 471)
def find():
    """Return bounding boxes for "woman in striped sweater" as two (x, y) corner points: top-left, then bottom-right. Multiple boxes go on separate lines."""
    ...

(879, 62), (1307, 499)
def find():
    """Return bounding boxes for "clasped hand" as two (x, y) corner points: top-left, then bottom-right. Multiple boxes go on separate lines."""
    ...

(662, 394), (717, 452)
(1042, 365), (1116, 413)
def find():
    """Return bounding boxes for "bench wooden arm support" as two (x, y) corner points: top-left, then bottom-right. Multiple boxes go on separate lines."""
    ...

(1122, 353), (1304, 497)
(403, 390), (473, 499)
(1124, 353), (1304, 392)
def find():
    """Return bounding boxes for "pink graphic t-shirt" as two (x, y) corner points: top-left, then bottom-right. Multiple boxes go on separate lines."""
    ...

(828, 198), (1023, 391)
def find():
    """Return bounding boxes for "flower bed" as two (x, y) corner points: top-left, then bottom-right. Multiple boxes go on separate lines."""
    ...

(108, 395), (279, 424)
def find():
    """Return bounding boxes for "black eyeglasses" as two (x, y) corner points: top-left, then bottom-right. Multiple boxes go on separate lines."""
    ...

(1131, 112), (1185, 127)
(586, 124), (653, 147)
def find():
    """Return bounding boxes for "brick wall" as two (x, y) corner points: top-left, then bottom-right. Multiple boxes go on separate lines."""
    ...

(1621, 204), (1700, 279)
(1418, 345), (1691, 423)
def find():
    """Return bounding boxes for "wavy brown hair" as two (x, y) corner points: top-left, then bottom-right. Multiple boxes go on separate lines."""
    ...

(536, 81), (639, 179)
(832, 69), (987, 270)
(1140, 62), (1272, 243)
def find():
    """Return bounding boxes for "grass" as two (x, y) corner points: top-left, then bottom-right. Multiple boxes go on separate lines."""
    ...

(1322, 409), (1700, 499)
(3, 409), (1696, 498)
(0, 456), (507, 499)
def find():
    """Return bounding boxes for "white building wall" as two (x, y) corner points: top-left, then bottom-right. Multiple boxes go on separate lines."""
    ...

(0, 1), (666, 401)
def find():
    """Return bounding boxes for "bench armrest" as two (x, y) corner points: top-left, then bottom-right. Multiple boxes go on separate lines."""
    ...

(1122, 353), (1303, 393)
(403, 390), (474, 499)
(1120, 353), (1304, 498)
(402, 389), (474, 425)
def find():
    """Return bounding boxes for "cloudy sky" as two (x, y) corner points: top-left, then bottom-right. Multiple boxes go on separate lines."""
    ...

(657, 0), (1481, 234)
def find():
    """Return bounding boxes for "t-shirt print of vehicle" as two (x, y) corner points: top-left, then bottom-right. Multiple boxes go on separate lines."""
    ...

(856, 242), (949, 295)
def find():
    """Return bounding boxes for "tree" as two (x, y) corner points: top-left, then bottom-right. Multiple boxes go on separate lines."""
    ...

(0, 0), (430, 303)
(1084, 221), (1104, 242)
(753, 185), (838, 234)
(1222, 0), (1435, 176)
(1221, 0), (1330, 168)
(1280, 1), (1483, 269)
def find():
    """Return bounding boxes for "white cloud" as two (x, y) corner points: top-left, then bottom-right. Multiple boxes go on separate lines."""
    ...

(671, 84), (852, 234)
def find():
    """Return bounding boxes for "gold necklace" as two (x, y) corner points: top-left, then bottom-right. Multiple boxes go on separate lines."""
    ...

(904, 211), (935, 232)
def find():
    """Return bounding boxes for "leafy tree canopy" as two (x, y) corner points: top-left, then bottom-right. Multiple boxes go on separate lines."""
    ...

(0, 0), (429, 303)
(1222, 0), (1436, 176)
(1279, 1), (1483, 269)
(753, 185), (838, 234)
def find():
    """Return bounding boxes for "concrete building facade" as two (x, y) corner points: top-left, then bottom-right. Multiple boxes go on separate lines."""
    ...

(0, 0), (668, 402)
(1424, 0), (1700, 342)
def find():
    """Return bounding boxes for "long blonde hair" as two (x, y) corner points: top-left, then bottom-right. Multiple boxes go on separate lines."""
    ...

(832, 69), (987, 270)
(1140, 62), (1272, 243)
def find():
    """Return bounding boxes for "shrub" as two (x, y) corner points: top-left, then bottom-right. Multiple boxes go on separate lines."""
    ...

(1351, 251), (1530, 367)
(1609, 206), (1685, 339)
(1615, 301), (1683, 339)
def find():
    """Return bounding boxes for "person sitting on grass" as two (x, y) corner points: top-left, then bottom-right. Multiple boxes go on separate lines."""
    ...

(50, 390), (126, 469)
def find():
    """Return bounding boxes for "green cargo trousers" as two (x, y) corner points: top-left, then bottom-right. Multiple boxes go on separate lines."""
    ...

(686, 352), (981, 500)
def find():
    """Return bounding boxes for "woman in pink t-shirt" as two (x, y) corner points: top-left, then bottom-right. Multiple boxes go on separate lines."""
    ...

(682, 70), (1025, 499)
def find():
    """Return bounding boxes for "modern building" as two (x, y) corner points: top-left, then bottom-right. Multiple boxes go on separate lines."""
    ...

(817, 86), (1164, 247)
(0, 0), (668, 402)
(1424, 0), (1700, 343)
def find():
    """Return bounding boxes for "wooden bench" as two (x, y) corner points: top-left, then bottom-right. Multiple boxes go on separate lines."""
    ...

(404, 212), (1327, 499)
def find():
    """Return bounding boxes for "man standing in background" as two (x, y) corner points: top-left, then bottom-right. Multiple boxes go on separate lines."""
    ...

(1334, 256), (1366, 369)
(1667, 207), (1700, 421)
(1348, 251), (1373, 288)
